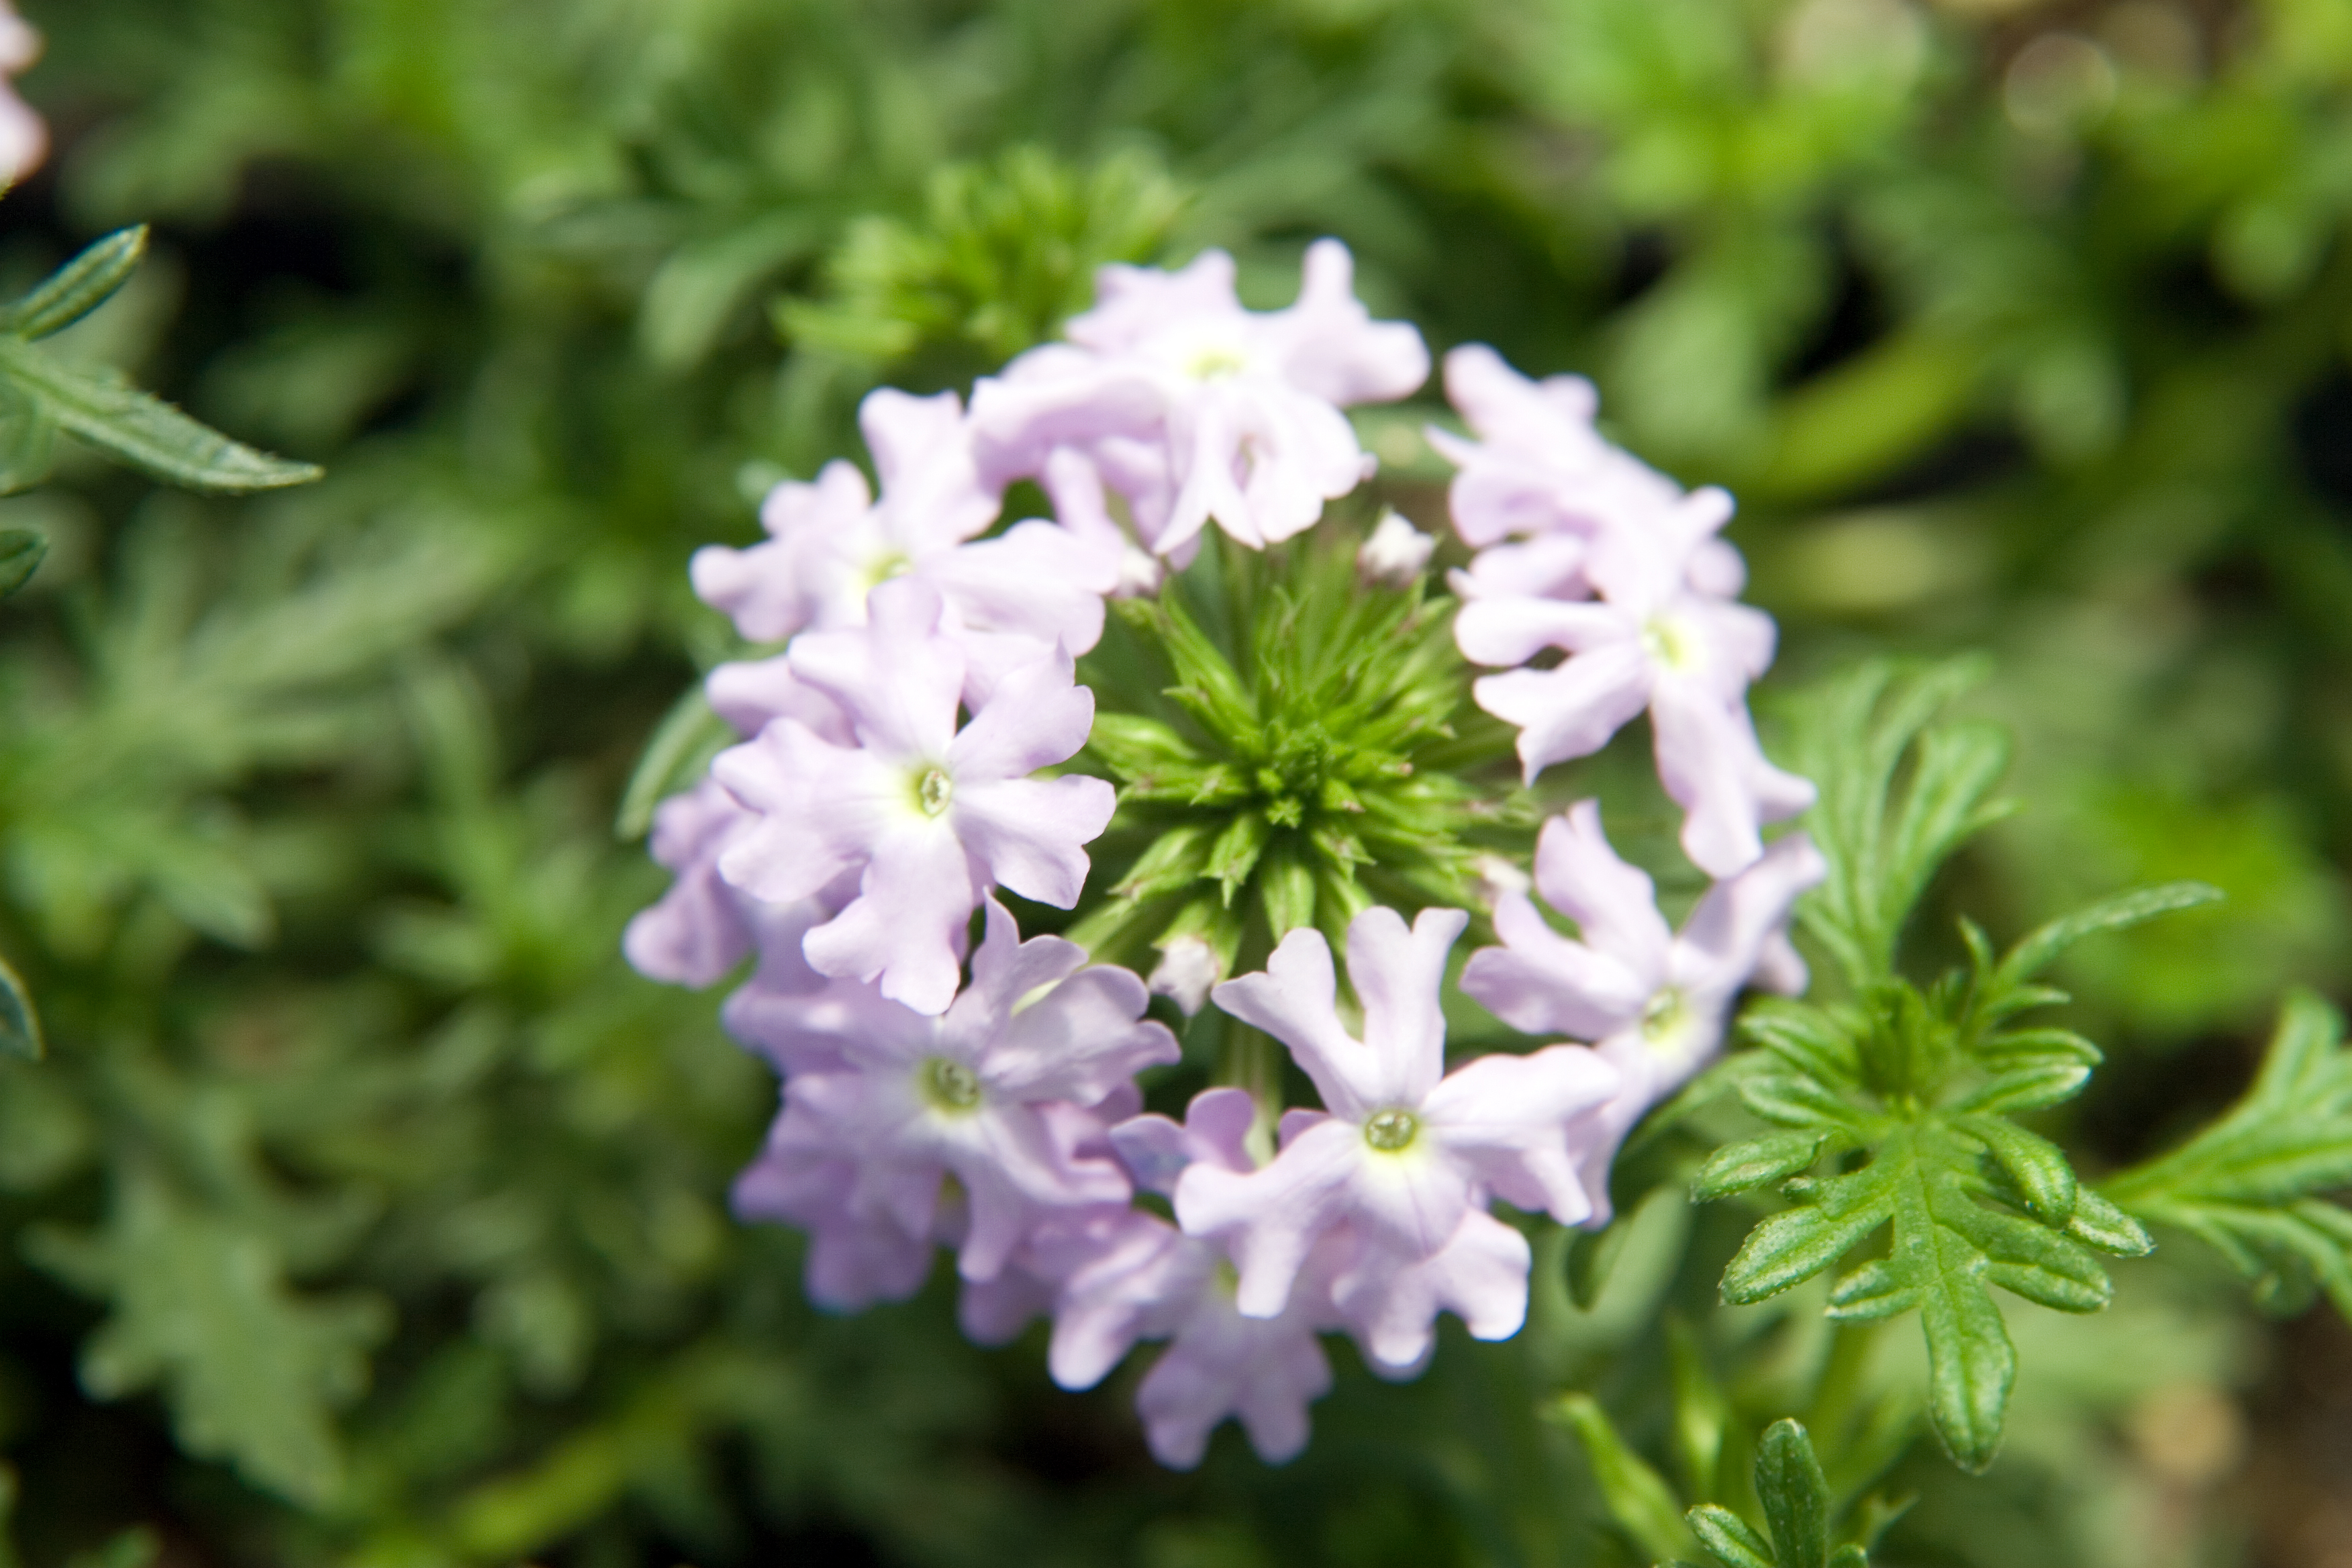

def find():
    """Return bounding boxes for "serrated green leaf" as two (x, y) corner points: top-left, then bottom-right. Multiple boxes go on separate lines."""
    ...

(2105, 991), (2352, 1318)
(25, 1170), (390, 1506)
(0, 950), (38, 1061)
(0, 528), (42, 597)
(0, 338), (323, 493)
(1992, 881), (2224, 991)
(1957, 1116), (2075, 1224)
(1718, 1117), (2096, 1469)
(1687, 1506), (1775, 1568)
(2065, 1187), (2155, 1256)
(1693, 1131), (1827, 1200)
(1947, 1061), (2090, 1115)
(1790, 658), (2006, 986)
(614, 686), (735, 840)
(1754, 1420), (1830, 1568)
(1549, 1394), (1698, 1563)
(3, 227), (149, 340)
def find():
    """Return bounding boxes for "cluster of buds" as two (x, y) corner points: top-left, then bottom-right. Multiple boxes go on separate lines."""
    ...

(628, 240), (1824, 1467)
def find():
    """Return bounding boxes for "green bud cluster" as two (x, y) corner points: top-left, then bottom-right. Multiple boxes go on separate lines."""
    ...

(1066, 526), (1518, 979)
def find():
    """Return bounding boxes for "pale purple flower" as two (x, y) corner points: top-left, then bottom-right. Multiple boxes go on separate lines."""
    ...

(0, 5), (41, 188)
(713, 580), (1116, 1014)
(1020, 1088), (1338, 1468)
(1429, 344), (1682, 548)
(774, 897), (1177, 1282)
(732, 1113), (940, 1312)
(1330, 1208), (1532, 1377)
(623, 777), (760, 987)
(1177, 906), (1621, 1319)
(1460, 801), (1827, 1224)
(691, 389), (1114, 675)
(970, 240), (1429, 558)
(1455, 503), (1814, 876)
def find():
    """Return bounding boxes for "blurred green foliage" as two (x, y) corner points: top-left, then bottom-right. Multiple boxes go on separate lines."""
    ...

(0, 0), (2349, 1563)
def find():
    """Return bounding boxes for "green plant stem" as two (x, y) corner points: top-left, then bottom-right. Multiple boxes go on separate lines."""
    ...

(1808, 1319), (1883, 1449)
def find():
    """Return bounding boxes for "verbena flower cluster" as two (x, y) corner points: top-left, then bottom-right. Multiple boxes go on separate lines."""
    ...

(629, 241), (1824, 1469)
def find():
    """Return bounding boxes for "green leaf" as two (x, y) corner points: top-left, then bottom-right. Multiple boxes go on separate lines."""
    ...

(1716, 1118), (2124, 1470)
(1754, 1420), (1830, 1568)
(3, 227), (149, 340)
(25, 1170), (391, 1506)
(2104, 991), (2352, 1319)
(0, 387), (55, 495)
(1692, 1130), (1828, 1200)
(0, 527), (40, 598)
(614, 687), (734, 841)
(0, 338), (323, 494)
(1788, 658), (2012, 987)
(0, 949), (38, 1060)
(1687, 1508), (1775, 1568)
(1991, 881), (2224, 991)
(1549, 1393), (1698, 1563)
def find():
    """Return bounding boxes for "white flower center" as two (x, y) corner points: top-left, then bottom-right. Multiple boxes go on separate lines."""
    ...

(1641, 987), (1689, 1050)
(1363, 1108), (1420, 1153)
(859, 547), (913, 593)
(1641, 615), (1699, 671)
(912, 764), (954, 817)
(920, 1057), (982, 1112)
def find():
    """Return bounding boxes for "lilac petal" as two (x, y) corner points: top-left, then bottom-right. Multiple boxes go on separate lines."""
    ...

(1176, 1116), (1363, 1317)
(1446, 534), (1591, 604)
(1046, 1214), (1202, 1388)
(1672, 830), (1828, 1006)
(800, 825), (977, 1015)
(959, 896), (1088, 1018)
(858, 387), (999, 551)
(1111, 1085), (1261, 1197)
(1071, 250), (1242, 349)
(920, 520), (1112, 653)
(1210, 927), (1377, 1119)
(951, 774), (1115, 909)
(946, 646), (1096, 782)
(1753, 928), (1810, 996)
(1342, 1136), (1479, 1260)
(1136, 1297), (1332, 1468)
(691, 460), (871, 640)
(960, 1263), (1057, 1347)
(787, 579), (965, 760)
(1473, 644), (1653, 783)
(1458, 895), (1650, 1040)
(1347, 905), (1467, 1108)
(712, 724), (893, 905)
(1273, 240), (1431, 405)
(1452, 595), (1626, 667)
(624, 778), (755, 986)
(1422, 1045), (1622, 1226)
(1334, 1209), (1532, 1374)
(968, 355), (1168, 489)
(704, 654), (850, 741)
(1646, 677), (1787, 879)
(989, 968), (1180, 1105)
(803, 1216), (937, 1311)
(953, 1106), (1130, 1281)
(1531, 801), (1675, 974)
(1444, 343), (1600, 458)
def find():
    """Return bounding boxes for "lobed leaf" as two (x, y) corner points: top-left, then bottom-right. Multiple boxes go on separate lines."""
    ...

(0, 340), (323, 493)
(3, 227), (150, 340)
